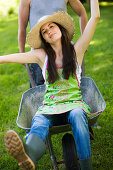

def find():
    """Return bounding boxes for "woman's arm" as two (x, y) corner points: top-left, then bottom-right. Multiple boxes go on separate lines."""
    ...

(74, 0), (100, 66)
(0, 49), (46, 69)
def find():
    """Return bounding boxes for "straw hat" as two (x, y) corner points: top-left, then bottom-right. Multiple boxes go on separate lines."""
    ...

(27, 11), (75, 48)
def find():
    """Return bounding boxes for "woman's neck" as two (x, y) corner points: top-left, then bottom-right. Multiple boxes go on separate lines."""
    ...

(51, 41), (63, 59)
(50, 40), (63, 67)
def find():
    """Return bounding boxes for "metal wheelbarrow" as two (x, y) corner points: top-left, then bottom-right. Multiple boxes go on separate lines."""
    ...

(16, 73), (106, 169)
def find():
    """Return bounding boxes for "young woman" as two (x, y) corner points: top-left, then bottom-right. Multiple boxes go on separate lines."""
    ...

(0, 0), (100, 169)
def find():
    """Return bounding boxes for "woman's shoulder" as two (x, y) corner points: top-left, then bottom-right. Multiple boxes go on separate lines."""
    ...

(33, 48), (46, 55)
(33, 48), (46, 63)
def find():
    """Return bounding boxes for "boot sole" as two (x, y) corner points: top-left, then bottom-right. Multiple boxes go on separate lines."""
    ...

(5, 130), (35, 170)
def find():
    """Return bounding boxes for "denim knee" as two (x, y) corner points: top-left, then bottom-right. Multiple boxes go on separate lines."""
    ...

(68, 109), (88, 127)
(29, 114), (50, 142)
(68, 109), (91, 159)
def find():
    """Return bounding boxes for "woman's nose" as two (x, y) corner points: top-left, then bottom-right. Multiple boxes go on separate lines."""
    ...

(47, 29), (51, 34)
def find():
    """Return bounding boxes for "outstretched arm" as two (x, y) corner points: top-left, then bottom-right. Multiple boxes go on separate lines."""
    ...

(18, 0), (30, 53)
(74, 0), (100, 66)
(0, 49), (46, 69)
(68, 0), (88, 34)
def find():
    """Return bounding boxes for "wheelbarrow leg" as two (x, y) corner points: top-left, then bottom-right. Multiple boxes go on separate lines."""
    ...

(89, 126), (94, 140)
(46, 135), (59, 170)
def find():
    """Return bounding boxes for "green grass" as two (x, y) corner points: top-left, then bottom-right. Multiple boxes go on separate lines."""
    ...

(0, 2), (113, 170)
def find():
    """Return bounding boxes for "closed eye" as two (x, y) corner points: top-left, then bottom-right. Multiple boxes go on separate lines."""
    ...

(41, 23), (55, 35)
(42, 30), (47, 34)
(49, 25), (53, 28)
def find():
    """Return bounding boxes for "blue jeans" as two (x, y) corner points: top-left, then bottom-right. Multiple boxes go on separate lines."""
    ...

(30, 63), (44, 87)
(27, 108), (91, 159)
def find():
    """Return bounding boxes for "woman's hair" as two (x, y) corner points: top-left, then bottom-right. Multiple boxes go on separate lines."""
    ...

(40, 23), (77, 84)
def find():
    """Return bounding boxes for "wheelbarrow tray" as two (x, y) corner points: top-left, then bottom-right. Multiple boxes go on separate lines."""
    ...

(16, 77), (106, 129)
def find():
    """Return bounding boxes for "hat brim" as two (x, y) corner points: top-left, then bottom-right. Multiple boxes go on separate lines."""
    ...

(27, 11), (75, 49)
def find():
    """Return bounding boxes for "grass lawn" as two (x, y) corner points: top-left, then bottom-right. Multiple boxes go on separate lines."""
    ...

(0, 2), (113, 170)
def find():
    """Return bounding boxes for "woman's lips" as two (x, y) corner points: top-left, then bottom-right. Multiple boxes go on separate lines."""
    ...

(49, 33), (55, 38)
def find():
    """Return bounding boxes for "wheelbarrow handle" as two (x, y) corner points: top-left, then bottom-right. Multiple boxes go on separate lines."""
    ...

(25, 64), (35, 88)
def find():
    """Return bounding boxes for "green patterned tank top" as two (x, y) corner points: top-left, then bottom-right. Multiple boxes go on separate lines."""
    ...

(36, 64), (92, 117)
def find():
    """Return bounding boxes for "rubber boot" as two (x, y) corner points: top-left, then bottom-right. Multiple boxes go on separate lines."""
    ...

(25, 133), (46, 165)
(5, 130), (46, 170)
(79, 157), (92, 170)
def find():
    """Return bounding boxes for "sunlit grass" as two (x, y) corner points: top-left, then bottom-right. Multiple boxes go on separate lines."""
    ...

(99, 1), (113, 6)
(92, 62), (111, 71)
(0, 0), (19, 16)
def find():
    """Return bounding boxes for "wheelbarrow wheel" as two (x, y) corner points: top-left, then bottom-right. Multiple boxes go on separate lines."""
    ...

(62, 133), (80, 170)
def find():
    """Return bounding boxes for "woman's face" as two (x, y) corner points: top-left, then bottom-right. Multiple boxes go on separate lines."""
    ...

(41, 22), (62, 44)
